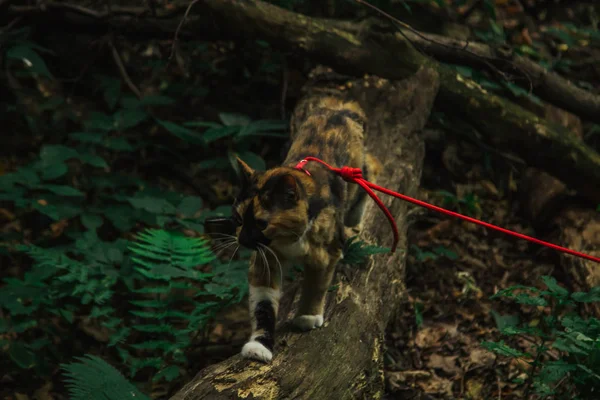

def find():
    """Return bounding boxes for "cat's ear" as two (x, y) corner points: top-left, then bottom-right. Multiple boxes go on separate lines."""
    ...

(236, 157), (254, 185)
(272, 174), (299, 206)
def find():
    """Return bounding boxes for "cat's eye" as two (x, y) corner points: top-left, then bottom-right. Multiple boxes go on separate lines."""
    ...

(256, 219), (268, 230)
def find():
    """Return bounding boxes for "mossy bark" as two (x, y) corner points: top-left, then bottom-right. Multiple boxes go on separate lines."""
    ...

(170, 66), (439, 399)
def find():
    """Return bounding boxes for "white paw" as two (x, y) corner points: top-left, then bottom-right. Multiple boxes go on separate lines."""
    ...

(241, 340), (272, 362)
(293, 314), (324, 331)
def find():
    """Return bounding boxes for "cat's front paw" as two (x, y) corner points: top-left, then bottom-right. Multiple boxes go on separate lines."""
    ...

(293, 314), (324, 331)
(241, 340), (273, 363)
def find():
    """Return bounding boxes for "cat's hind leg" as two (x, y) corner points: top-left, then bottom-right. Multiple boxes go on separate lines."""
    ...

(293, 248), (342, 331)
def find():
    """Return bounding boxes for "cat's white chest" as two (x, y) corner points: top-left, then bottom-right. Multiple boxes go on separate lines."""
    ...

(276, 238), (308, 260)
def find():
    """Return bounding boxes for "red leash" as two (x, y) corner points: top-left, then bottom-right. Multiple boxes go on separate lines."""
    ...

(294, 157), (600, 263)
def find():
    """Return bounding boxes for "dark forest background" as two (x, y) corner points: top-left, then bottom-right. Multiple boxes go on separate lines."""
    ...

(1, 0), (600, 399)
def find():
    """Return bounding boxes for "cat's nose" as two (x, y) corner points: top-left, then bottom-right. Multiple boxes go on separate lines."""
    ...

(238, 230), (258, 249)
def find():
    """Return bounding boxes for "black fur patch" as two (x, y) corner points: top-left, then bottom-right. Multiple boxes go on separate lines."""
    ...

(238, 202), (271, 249)
(254, 300), (275, 350)
(324, 110), (364, 130)
(261, 174), (297, 210)
(329, 174), (344, 208)
(308, 197), (328, 221)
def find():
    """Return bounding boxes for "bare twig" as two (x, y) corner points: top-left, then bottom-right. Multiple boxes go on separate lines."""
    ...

(354, 0), (528, 89)
(168, 0), (200, 63)
(0, 16), (21, 35)
(109, 39), (141, 99)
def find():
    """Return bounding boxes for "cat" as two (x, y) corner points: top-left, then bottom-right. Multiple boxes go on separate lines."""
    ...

(231, 96), (381, 362)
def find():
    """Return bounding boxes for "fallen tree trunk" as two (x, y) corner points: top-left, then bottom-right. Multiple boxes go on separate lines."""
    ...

(170, 66), (439, 399)
(7, 0), (600, 204)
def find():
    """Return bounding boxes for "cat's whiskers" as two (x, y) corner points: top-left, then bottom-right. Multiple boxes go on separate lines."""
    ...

(227, 244), (240, 270)
(211, 238), (236, 252)
(260, 243), (283, 289)
(257, 247), (271, 286)
(205, 232), (237, 239)
(212, 240), (238, 258)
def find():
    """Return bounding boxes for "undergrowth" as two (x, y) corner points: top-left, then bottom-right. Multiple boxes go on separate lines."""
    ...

(484, 276), (600, 399)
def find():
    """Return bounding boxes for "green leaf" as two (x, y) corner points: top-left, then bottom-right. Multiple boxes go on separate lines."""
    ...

(141, 95), (176, 106)
(491, 310), (520, 333)
(503, 82), (543, 105)
(183, 121), (222, 129)
(85, 112), (115, 132)
(78, 153), (109, 168)
(104, 206), (136, 232)
(178, 196), (203, 218)
(7, 45), (53, 78)
(343, 236), (390, 265)
(542, 276), (569, 297)
(196, 157), (230, 170)
(237, 151), (266, 171)
(483, 0), (497, 20)
(39, 184), (85, 197)
(81, 214), (103, 231)
(155, 119), (205, 145)
(576, 364), (600, 381)
(127, 196), (177, 214)
(108, 327), (131, 347)
(433, 246), (458, 260)
(62, 355), (150, 400)
(8, 342), (36, 369)
(571, 287), (600, 303)
(238, 120), (287, 137)
(40, 145), (79, 165)
(60, 309), (74, 323)
(203, 126), (241, 143)
(514, 293), (548, 307)
(153, 365), (180, 382)
(113, 108), (148, 130)
(481, 340), (525, 358)
(218, 112), (251, 126)
(41, 162), (68, 180)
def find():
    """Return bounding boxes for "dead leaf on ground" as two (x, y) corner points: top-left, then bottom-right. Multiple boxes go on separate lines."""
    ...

(415, 324), (458, 349)
(416, 373), (454, 396)
(468, 348), (496, 368)
(479, 180), (500, 198)
(33, 382), (53, 400)
(426, 353), (461, 376)
(385, 370), (431, 391)
(466, 378), (485, 399)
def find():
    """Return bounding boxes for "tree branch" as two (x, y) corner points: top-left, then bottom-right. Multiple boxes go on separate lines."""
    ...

(6, 0), (600, 204)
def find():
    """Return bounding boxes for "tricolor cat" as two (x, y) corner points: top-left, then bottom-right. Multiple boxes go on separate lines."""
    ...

(231, 96), (380, 362)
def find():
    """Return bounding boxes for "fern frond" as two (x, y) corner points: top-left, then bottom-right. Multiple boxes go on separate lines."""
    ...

(61, 354), (149, 400)
(342, 236), (391, 265)
(128, 229), (215, 281)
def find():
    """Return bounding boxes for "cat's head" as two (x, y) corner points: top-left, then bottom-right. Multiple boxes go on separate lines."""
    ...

(232, 157), (313, 253)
